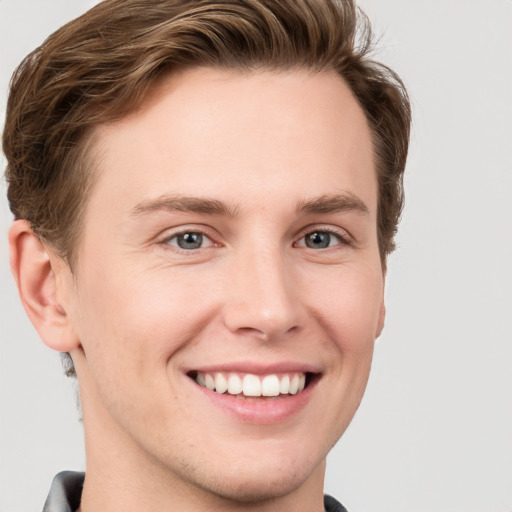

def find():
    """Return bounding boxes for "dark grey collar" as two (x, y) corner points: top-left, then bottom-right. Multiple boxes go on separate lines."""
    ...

(42, 472), (84, 512)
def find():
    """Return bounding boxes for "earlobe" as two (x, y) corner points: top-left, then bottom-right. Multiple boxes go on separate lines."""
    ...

(375, 268), (387, 339)
(376, 300), (386, 338)
(8, 219), (80, 352)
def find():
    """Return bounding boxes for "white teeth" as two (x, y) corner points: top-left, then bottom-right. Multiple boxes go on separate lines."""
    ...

(298, 373), (306, 393)
(214, 373), (228, 394)
(227, 373), (243, 395)
(289, 374), (300, 395)
(261, 375), (280, 396)
(279, 375), (290, 394)
(205, 374), (215, 390)
(196, 373), (205, 386)
(195, 371), (309, 397)
(243, 374), (261, 396)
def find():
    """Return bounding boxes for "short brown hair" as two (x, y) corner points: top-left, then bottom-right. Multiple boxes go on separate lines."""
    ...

(3, 0), (410, 265)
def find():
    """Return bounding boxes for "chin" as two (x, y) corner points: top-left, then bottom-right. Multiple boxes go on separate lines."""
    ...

(200, 467), (312, 503)
(177, 450), (324, 504)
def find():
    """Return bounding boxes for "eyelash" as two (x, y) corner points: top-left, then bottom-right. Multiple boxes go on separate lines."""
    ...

(157, 226), (351, 252)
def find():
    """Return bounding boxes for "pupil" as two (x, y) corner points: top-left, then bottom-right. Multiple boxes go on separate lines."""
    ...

(178, 233), (202, 249)
(306, 232), (330, 249)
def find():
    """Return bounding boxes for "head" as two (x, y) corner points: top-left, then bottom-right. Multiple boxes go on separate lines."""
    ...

(4, 0), (411, 507)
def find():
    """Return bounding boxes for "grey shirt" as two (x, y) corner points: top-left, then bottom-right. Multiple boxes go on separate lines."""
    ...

(42, 471), (348, 512)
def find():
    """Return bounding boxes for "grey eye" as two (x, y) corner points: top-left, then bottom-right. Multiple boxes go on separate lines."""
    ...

(304, 231), (334, 249)
(174, 232), (204, 249)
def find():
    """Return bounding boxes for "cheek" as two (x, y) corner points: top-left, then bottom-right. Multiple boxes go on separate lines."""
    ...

(69, 266), (211, 427)
(306, 263), (384, 353)
(73, 261), (220, 372)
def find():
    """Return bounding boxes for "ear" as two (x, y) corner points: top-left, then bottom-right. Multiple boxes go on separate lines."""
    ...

(375, 268), (386, 338)
(8, 219), (80, 352)
(375, 300), (386, 338)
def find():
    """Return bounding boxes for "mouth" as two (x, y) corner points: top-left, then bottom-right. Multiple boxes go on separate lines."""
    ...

(187, 371), (316, 398)
(185, 367), (320, 423)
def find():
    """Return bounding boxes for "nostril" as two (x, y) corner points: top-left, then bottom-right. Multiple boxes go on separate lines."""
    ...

(231, 324), (300, 343)
(237, 327), (269, 341)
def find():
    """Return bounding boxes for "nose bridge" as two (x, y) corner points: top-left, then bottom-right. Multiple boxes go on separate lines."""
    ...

(223, 241), (301, 339)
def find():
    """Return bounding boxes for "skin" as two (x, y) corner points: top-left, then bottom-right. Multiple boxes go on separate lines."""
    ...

(10, 67), (385, 512)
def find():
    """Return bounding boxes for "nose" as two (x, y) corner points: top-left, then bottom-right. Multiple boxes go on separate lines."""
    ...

(222, 247), (303, 341)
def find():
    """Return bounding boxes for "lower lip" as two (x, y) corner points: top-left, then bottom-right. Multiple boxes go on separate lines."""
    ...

(190, 377), (318, 424)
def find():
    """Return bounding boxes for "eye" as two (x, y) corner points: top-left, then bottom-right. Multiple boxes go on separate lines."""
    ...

(297, 230), (347, 249)
(165, 231), (213, 250)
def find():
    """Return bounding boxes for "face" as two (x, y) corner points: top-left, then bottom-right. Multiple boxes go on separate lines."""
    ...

(62, 68), (385, 503)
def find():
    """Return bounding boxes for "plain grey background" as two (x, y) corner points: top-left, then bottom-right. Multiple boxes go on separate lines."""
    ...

(1, 1), (511, 511)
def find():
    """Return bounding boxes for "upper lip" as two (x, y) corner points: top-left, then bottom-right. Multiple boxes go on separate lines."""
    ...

(185, 361), (321, 376)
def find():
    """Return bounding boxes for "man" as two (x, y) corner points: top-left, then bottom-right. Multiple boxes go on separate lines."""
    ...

(3, 0), (410, 511)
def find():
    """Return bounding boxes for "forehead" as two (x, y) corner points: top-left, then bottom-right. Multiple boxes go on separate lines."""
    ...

(88, 67), (376, 220)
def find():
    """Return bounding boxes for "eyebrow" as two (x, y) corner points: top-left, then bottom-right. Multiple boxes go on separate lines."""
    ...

(130, 194), (239, 217)
(297, 193), (369, 216)
(130, 192), (369, 219)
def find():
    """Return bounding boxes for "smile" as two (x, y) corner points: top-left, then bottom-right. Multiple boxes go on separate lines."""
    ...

(192, 371), (309, 397)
